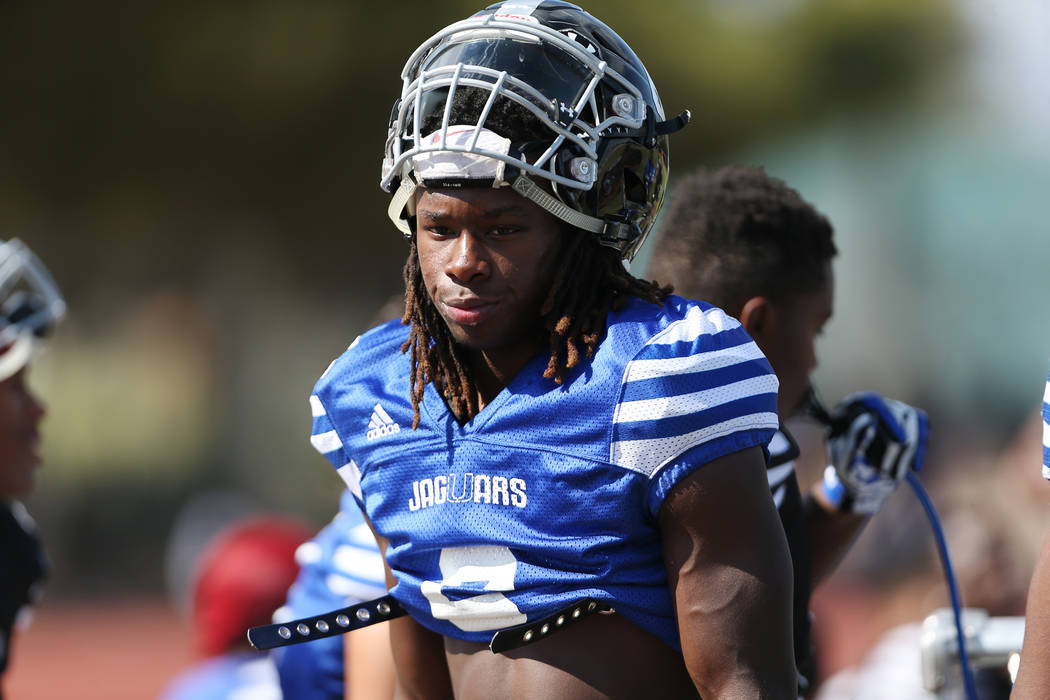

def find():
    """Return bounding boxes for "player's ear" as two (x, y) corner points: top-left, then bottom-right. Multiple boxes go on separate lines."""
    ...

(737, 296), (772, 342)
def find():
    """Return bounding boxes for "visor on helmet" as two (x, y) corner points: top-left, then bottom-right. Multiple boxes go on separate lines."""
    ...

(412, 32), (594, 118)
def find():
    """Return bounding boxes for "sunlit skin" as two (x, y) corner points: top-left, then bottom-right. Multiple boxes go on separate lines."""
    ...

(415, 186), (565, 405)
(0, 367), (47, 500)
(740, 264), (834, 421)
(389, 186), (797, 699)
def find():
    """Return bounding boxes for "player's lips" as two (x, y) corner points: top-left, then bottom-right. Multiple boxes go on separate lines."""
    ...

(442, 297), (498, 326)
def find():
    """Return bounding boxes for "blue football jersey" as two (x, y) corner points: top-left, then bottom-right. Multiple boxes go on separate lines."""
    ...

(160, 653), (281, 700)
(1043, 361), (1049, 481)
(309, 295), (779, 650)
(273, 490), (386, 700)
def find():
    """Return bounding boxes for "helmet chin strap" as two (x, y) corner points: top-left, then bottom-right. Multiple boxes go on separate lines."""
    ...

(391, 172), (636, 258)
(511, 176), (637, 258)
(510, 176), (603, 235)
(388, 179), (416, 238)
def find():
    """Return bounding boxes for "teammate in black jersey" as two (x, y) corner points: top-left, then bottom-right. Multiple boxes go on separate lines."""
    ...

(648, 166), (929, 694)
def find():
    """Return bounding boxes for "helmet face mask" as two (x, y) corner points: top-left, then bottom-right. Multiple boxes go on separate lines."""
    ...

(0, 239), (66, 381)
(381, 1), (684, 262)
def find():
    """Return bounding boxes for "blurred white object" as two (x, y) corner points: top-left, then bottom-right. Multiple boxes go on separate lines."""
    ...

(816, 623), (936, 700)
(919, 608), (1024, 693)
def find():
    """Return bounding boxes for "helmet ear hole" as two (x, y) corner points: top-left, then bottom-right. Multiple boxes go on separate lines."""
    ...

(621, 168), (647, 208)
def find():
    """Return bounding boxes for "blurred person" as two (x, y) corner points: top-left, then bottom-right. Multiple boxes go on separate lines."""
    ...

(273, 490), (392, 700)
(0, 238), (66, 699)
(647, 165), (929, 694)
(295, 2), (798, 697)
(812, 384), (1049, 699)
(814, 455), (1036, 700)
(273, 296), (401, 700)
(1010, 360), (1050, 699)
(160, 516), (312, 700)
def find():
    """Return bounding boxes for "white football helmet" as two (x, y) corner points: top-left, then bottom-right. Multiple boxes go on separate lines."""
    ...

(0, 239), (66, 381)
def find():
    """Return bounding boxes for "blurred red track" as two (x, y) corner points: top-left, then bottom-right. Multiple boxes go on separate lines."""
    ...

(3, 598), (194, 700)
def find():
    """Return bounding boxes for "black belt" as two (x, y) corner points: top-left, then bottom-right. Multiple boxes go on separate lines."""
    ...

(488, 598), (611, 653)
(248, 595), (407, 651)
(247, 595), (611, 654)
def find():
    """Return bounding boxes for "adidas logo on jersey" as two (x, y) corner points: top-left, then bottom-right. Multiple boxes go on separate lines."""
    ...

(366, 403), (401, 441)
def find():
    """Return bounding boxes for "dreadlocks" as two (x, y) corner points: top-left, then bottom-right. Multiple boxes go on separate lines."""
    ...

(401, 231), (670, 428)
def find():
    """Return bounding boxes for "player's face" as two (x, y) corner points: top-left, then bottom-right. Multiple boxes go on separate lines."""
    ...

(0, 367), (47, 499)
(761, 266), (834, 420)
(415, 187), (563, 365)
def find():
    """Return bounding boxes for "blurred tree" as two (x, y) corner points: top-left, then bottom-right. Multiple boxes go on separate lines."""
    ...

(0, 0), (959, 299)
(0, 0), (962, 596)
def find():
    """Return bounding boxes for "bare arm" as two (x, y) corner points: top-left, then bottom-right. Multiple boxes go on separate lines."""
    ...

(344, 622), (397, 700)
(1012, 528), (1050, 699)
(803, 484), (869, 587)
(362, 516), (454, 700)
(659, 446), (797, 698)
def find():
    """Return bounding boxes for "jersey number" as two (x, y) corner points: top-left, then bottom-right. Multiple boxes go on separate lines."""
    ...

(420, 546), (527, 632)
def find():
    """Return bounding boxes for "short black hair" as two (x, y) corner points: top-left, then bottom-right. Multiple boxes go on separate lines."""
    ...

(647, 166), (837, 314)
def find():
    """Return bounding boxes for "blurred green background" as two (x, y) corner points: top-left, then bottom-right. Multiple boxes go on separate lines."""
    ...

(3, 0), (1048, 605)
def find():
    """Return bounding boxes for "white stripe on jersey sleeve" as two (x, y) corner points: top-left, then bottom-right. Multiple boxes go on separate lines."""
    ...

(1043, 373), (1049, 480)
(621, 341), (768, 382)
(332, 544), (387, 582)
(659, 303), (737, 341)
(310, 429), (343, 454)
(295, 541), (323, 567)
(337, 460), (363, 501)
(615, 375), (777, 424)
(768, 430), (792, 458)
(609, 305), (777, 477)
(349, 521), (378, 547)
(324, 573), (389, 602)
(767, 461), (795, 489)
(611, 413), (779, 477)
(310, 394), (326, 417)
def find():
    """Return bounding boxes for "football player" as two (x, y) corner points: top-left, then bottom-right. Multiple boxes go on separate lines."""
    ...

(0, 238), (65, 696)
(272, 488), (392, 699)
(306, 3), (796, 697)
(646, 165), (930, 692)
(161, 517), (313, 700)
(273, 296), (404, 700)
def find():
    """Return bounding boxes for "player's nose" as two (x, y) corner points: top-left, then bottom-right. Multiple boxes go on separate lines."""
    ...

(445, 231), (490, 283)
